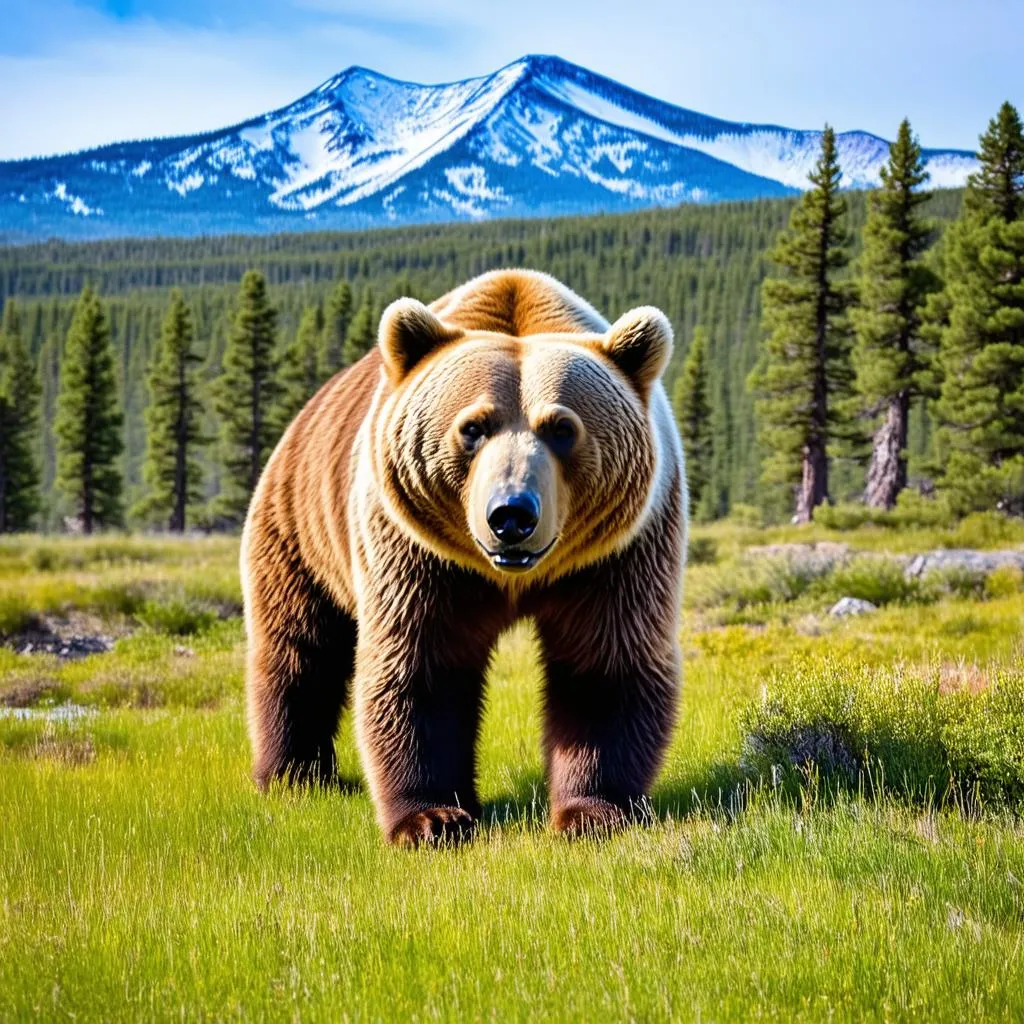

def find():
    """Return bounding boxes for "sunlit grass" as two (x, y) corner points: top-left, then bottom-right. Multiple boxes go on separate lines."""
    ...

(2, 531), (1024, 1020)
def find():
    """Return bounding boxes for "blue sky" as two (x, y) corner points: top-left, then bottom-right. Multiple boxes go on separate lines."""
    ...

(1, 0), (1019, 160)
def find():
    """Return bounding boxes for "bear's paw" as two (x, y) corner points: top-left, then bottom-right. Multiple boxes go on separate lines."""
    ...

(389, 806), (477, 849)
(551, 798), (628, 838)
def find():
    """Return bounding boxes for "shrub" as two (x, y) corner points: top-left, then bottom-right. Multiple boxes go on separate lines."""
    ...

(0, 595), (37, 637)
(927, 566), (987, 601)
(686, 536), (718, 566)
(812, 503), (875, 531)
(890, 490), (955, 529)
(727, 503), (763, 528)
(85, 582), (149, 619)
(814, 557), (925, 607)
(686, 555), (829, 611)
(948, 511), (1024, 549)
(136, 599), (216, 636)
(741, 658), (1024, 805)
(812, 492), (955, 532)
(985, 564), (1024, 599)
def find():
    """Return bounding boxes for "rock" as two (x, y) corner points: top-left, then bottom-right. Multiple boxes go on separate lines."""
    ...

(904, 548), (1024, 579)
(12, 630), (113, 659)
(829, 597), (877, 617)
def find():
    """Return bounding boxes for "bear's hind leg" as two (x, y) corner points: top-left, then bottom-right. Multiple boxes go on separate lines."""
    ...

(246, 559), (357, 790)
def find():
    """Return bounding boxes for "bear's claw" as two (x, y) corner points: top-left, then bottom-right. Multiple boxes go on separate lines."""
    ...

(389, 806), (476, 849)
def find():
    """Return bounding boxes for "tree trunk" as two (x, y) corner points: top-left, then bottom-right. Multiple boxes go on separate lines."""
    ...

(863, 393), (909, 510)
(82, 470), (93, 535)
(795, 440), (829, 523)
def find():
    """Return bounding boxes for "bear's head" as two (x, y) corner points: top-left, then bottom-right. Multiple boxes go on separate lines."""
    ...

(373, 298), (673, 584)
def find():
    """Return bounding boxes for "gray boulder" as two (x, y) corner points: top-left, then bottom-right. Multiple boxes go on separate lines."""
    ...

(829, 597), (877, 617)
(904, 548), (1024, 579)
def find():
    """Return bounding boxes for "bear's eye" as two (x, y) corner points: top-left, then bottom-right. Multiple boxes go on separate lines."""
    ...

(544, 418), (577, 454)
(459, 419), (487, 448)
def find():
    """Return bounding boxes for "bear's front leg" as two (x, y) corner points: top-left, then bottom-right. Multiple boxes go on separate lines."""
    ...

(532, 526), (683, 836)
(355, 647), (488, 847)
(540, 649), (679, 836)
(353, 567), (505, 848)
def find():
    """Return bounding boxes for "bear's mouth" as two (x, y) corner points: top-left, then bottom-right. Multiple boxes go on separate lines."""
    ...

(474, 536), (556, 573)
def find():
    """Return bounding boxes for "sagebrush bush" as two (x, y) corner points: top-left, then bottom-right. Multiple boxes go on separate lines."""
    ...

(686, 556), (829, 611)
(814, 557), (925, 607)
(741, 658), (1024, 805)
(927, 566), (988, 601)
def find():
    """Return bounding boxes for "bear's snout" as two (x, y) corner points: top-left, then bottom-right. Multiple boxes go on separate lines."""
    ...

(486, 489), (540, 546)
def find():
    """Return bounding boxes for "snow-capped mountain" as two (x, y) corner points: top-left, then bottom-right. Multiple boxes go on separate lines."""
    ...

(0, 55), (978, 242)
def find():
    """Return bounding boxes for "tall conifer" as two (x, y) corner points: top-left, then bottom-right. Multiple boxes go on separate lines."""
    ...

(748, 126), (854, 521)
(672, 328), (712, 514)
(342, 290), (377, 366)
(214, 271), (281, 524)
(137, 290), (206, 531)
(851, 119), (937, 508)
(54, 288), (124, 532)
(319, 280), (353, 381)
(0, 300), (41, 531)
(273, 303), (324, 435)
(935, 102), (1024, 512)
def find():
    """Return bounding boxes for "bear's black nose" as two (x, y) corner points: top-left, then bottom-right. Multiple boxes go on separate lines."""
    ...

(486, 491), (540, 545)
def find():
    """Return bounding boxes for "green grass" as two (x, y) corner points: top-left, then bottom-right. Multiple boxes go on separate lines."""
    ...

(2, 530), (1024, 1021)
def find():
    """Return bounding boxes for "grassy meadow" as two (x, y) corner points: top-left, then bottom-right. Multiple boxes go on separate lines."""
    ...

(2, 523), (1024, 1021)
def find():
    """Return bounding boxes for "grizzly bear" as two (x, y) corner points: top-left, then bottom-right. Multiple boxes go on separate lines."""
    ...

(243, 269), (687, 847)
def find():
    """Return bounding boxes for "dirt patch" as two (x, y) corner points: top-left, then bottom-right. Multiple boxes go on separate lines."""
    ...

(6, 613), (121, 659)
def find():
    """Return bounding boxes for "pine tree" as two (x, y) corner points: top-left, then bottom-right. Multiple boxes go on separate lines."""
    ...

(54, 288), (124, 532)
(935, 102), (1024, 512)
(851, 119), (937, 509)
(319, 280), (353, 381)
(708, 370), (733, 519)
(214, 271), (281, 524)
(37, 334), (60, 529)
(0, 301), (41, 531)
(273, 302), (323, 435)
(672, 327), (712, 514)
(137, 290), (206, 532)
(342, 289), (377, 366)
(748, 126), (854, 522)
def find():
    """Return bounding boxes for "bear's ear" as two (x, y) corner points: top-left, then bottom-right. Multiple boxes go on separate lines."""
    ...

(378, 298), (464, 385)
(600, 306), (673, 400)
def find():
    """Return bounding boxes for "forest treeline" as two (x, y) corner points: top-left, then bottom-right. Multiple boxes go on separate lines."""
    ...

(1, 183), (973, 530)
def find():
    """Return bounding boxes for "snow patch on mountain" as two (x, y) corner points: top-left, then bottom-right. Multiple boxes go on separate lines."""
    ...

(52, 182), (102, 217)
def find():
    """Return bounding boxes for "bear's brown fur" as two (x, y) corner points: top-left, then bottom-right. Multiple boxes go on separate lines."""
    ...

(243, 269), (687, 846)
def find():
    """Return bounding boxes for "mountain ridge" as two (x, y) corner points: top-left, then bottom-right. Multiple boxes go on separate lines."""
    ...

(0, 54), (977, 242)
